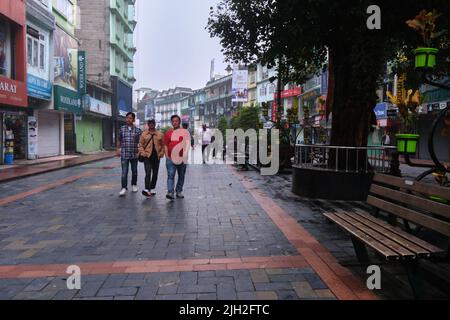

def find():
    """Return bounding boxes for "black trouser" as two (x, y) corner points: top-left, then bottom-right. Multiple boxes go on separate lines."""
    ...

(202, 144), (210, 163)
(144, 154), (160, 190)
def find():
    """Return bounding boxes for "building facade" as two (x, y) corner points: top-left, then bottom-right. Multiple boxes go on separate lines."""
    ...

(52, 0), (83, 155)
(76, 0), (136, 151)
(154, 87), (193, 129)
(0, 0), (28, 164)
(26, 0), (60, 159)
(204, 75), (232, 128)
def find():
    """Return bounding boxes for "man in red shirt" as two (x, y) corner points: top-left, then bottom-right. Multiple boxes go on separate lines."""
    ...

(164, 115), (191, 200)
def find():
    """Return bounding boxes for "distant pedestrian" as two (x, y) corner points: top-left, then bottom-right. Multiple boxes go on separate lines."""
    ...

(382, 130), (391, 147)
(164, 115), (190, 200)
(199, 124), (212, 164)
(117, 112), (142, 197)
(138, 119), (164, 198)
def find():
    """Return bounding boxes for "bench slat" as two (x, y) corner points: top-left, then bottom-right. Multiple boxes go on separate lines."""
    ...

(337, 213), (417, 258)
(340, 211), (435, 257)
(324, 212), (400, 260)
(373, 174), (450, 201)
(352, 209), (444, 254)
(367, 196), (450, 237)
(370, 184), (450, 220)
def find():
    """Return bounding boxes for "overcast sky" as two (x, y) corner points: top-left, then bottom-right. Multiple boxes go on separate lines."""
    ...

(134, 0), (228, 91)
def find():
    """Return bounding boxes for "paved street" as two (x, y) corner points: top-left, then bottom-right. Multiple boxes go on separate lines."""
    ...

(0, 156), (385, 300)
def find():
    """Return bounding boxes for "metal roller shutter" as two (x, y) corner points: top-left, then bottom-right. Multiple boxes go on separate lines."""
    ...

(38, 111), (60, 158)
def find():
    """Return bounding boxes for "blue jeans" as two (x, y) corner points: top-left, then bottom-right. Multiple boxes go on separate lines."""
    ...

(121, 159), (138, 189)
(166, 158), (187, 194)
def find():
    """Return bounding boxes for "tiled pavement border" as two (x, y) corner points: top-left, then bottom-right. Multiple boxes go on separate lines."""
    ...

(230, 166), (378, 300)
(0, 256), (308, 279)
(0, 163), (378, 300)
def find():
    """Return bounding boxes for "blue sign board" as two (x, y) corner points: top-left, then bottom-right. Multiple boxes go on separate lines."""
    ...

(27, 74), (52, 100)
(374, 103), (388, 119)
(116, 79), (132, 117)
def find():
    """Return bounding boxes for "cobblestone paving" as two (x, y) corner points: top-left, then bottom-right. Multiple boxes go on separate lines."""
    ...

(241, 167), (449, 300)
(0, 158), (419, 300)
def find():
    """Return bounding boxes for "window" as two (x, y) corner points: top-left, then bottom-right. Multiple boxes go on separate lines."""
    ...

(260, 86), (267, 97)
(56, 0), (75, 24)
(27, 27), (47, 74)
(0, 19), (11, 78)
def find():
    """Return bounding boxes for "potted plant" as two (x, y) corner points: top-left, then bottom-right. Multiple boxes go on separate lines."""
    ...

(387, 85), (422, 154)
(406, 10), (443, 69)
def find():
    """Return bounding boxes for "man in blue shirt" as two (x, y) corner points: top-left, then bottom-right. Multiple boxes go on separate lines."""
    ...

(117, 112), (142, 197)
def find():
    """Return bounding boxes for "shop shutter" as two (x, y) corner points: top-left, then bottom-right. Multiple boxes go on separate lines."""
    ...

(38, 111), (60, 158)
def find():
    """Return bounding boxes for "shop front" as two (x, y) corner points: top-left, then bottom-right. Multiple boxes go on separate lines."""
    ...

(0, 1), (28, 164)
(53, 85), (82, 154)
(75, 95), (112, 154)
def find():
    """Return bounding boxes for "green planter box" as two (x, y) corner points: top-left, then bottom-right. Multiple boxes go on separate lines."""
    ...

(396, 134), (420, 154)
(414, 47), (439, 69)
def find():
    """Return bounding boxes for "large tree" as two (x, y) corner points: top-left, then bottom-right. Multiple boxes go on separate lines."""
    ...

(207, 0), (450, 149)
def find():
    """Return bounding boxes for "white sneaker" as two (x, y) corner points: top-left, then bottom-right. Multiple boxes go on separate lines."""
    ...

(119, 188), (127, 197)
(150, 189), (156, 195)
(132, 185), (139, 193)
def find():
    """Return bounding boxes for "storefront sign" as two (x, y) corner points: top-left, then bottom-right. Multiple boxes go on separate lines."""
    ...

(78, 51), (86, 94)
(85, 95), (112, 116)
(427, 103), (441, 113)
(274, 87), (302, 99)
(27, 74), (52, 100)
(54, 85), (82, 114)
(387, 108), (398, 118)
(0, 76), (27, 107)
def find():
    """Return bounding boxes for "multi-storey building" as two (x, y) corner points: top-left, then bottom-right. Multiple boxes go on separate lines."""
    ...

(52, 0), (83, 155)
(76, 0), (137, 150)
(204, 75), (232, 128)
(0, 0), (28, 164)
(154, 87), (193, 129)
(26, 0), (59, 159)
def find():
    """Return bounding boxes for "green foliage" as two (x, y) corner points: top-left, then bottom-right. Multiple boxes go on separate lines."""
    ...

(218, 116), (228, 135)
(160, 126), (172, 136)
(208, 0), (450, 146)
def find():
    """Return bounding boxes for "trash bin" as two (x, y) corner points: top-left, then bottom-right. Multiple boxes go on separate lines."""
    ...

(4, 154), (14, 165)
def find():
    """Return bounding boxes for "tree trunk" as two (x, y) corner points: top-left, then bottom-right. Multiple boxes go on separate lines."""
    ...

(327, 39), (384, 171)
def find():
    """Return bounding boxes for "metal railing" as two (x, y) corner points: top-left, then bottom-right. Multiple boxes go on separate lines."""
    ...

(294, 144), (397, 174)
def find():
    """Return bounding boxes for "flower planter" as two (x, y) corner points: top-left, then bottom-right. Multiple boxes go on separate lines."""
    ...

(396, 134), (420, 154)
(414, 47), (439, 69)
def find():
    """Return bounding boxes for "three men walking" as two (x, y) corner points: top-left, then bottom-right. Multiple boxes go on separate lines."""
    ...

(118, 113), (189, 201)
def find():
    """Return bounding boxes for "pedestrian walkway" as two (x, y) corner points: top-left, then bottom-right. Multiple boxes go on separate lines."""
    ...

(0, 158), (379, 300)
(0, 151), (116, 183)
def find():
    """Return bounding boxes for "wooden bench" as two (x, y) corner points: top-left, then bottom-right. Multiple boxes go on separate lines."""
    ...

(324, 173), (450, 298)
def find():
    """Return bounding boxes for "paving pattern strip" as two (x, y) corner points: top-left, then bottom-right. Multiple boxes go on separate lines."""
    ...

(0, 164), (377, 300)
